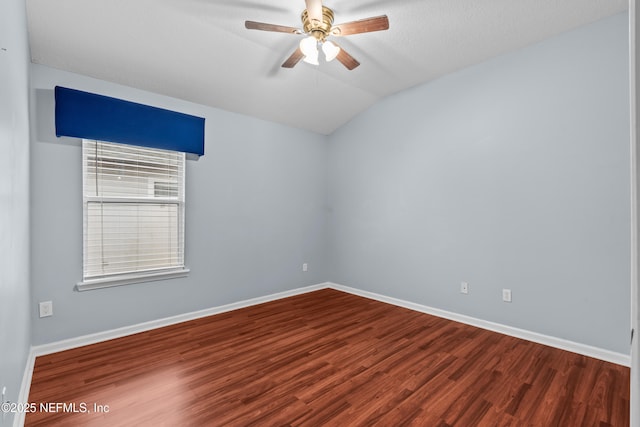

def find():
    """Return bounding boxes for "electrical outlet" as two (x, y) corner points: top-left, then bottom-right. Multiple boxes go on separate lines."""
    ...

(302, 263), (308, 272)
(460, 282), (469, 294)
(39, 301), (53, 318)
(502, 289), (512, 303)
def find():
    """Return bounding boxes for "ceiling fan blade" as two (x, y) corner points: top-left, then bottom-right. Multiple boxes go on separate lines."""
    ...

(305, 0), (323, 23)
(245, 21), (302, 34)
(331, 15), (389, 36)
(334, 45), (360, 70)
(282, 47), (305, 68)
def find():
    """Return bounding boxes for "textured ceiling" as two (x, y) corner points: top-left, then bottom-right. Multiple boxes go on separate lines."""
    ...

(26, 0), (628, 135)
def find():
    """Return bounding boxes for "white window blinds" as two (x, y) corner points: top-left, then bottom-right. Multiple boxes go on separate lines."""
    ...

(81, 140), (186, 288)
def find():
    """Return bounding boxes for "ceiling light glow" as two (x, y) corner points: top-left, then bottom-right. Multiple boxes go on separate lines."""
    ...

(322, 40), (340, 62)
(300, 36), (319, 65)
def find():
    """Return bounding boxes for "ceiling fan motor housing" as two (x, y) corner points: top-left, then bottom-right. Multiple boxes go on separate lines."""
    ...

(302, 6), (335, 41)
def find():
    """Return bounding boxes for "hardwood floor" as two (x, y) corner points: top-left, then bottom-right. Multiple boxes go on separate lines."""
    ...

(26, 289), (629, 426)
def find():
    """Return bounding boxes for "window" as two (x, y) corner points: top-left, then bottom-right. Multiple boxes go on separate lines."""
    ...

(78, 140), (188, 291)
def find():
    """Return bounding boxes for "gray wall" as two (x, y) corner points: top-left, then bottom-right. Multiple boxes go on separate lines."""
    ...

(30, 65), (328, 345)
(0, 0), (31, 424)
(327, 13), (631, 354)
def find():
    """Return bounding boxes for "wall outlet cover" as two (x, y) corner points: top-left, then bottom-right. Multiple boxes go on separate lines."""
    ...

(39, 301), (53, 317)
(460, 282), (469, 294)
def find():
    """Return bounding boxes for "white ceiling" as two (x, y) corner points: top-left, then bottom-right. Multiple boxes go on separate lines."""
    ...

(26, 0), (628, 135)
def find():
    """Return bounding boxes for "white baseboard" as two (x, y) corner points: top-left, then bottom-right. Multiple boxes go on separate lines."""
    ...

(326, 282), (631, 367)
(13, 347), (36, 427)
(19, 279), (629, 422)
(32, 283), (327, 357)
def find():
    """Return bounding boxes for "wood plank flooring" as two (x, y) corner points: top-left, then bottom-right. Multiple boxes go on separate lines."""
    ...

(26, 289), (629, 426)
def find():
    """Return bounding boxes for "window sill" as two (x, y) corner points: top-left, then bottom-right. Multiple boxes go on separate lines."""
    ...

(76, 268), (190, 291)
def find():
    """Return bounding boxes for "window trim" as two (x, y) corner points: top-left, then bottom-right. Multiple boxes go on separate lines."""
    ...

(77, 267), (190, 292)
(78, 139), (188, 291)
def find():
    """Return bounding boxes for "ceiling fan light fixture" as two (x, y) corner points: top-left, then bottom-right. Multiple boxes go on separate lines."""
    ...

(322, 40), (340, 62)
(302, 51), (319, 65)
(300, 36), (318, 56)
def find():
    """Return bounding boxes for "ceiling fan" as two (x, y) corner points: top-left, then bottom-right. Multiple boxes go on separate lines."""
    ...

(245, 0), (389, 70)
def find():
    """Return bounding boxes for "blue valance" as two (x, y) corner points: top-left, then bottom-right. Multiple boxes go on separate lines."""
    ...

(54, 86), (205, 158)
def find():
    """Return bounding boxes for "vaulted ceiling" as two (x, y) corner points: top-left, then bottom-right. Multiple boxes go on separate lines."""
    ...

(26, 0), (628, 134)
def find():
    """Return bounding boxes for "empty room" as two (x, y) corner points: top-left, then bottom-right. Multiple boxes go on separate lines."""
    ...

(2, 0), (639, 426)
